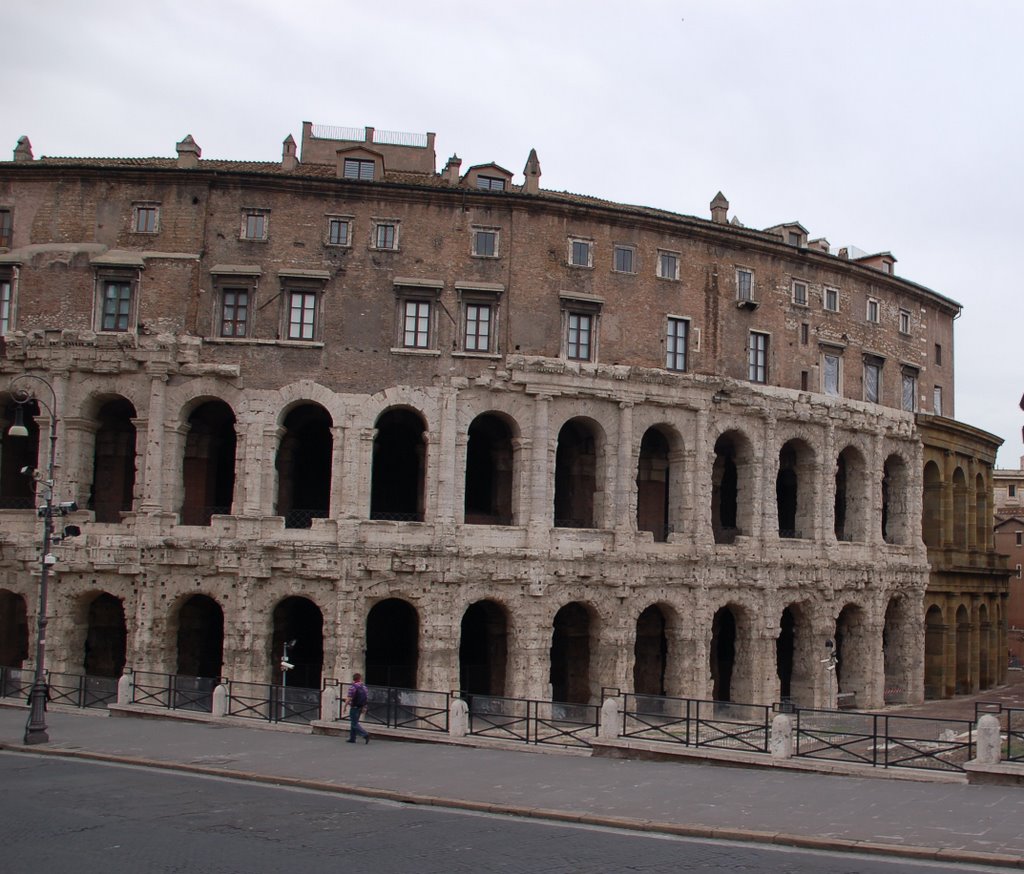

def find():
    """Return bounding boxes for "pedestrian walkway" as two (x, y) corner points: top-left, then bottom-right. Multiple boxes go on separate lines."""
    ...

(1, 704), (1023, 868)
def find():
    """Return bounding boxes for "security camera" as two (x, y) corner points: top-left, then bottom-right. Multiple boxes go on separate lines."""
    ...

(21, 466), (32, 475)
(59, 501), (78, 513)
(43, 554), (57, 566)
(280, 660), (294, 671)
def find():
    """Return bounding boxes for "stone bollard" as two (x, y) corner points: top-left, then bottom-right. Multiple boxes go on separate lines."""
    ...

(770, 712), (793, 759)
(599, 696), (620, 740)
(974, 713), (1002, 764)
(116, 670), (134, 705)
(449, 696), (469, 737)
(212, 683), (229, 718)
(320, 684), (339, 722)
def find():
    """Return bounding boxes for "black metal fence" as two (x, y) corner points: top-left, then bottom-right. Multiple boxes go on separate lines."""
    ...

(132, 671), (220, 713)
(47, 671), (118, 709)
(349, 684), (450, 733)
(0, 665), (31, 700)
(464, 693), (599, 748)
(621, 694), (770, 753)
(975, 702), (1024, 762)
(227, 679), (321, 724)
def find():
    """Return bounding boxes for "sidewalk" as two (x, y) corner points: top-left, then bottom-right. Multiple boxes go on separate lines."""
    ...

(2, 705), (1024, 868)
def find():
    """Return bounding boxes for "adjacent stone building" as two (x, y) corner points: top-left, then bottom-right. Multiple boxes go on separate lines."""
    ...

(0, 123), (1007, 707)
(994, 456), (1024, 665)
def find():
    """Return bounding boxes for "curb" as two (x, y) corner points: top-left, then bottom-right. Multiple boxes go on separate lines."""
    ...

(3, 741), (1022, 870)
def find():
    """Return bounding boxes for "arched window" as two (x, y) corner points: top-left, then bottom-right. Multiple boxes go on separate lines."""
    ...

(276, 404), (332, 528)
(371, 409), (426, 522)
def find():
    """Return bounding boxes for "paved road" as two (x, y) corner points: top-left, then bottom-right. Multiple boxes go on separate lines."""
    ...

(0, 753), (1010, 874)
(1, 706), (1023, 869)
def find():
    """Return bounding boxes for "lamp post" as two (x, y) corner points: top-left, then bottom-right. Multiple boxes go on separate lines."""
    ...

(7, 374), (59, 745)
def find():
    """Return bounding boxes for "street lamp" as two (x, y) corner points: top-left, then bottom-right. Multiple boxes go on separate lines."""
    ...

(7, 374), (61, 745)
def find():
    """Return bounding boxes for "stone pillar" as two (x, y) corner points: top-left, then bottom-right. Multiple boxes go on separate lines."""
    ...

(449, 696), (469, 736)
(212, 683), (229, 717)
(693, 406), (713, 544)
(599, 696), (620, 739)
(356, 427), (376, 520)
(870, 431), (884, 545)
(162, 423), (188, 520)
(527, 395), (553, 540)
(974, 714), (1002, 764)
(770, 713), (794, 758)
(328, 425), (345, 519)
(614, 402), (634, 533)
(821, 422), (836, 543)
(759, 414), (776, 540)
(434, 385), (459, 529)
(117, 669), (134, 705)
(61, 416), (97, 509)
(138, 373), (168, 513)
(261, 426), (285, 516)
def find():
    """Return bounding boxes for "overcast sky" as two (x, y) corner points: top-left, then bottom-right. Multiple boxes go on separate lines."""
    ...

(6, 0), (1022, 465)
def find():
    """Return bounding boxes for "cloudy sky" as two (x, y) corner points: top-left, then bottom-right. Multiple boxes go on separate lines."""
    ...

(6, 1), (1022, 465)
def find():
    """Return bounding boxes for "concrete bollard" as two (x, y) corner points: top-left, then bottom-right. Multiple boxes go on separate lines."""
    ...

(116, 670), (134, 705)
(974, 713), (1002, 764)
(449, 696), (469, 737)
(320, 684), (339, 722)
(212, 683), (228, 718)
(599, 696), (620, 739)
(770, 712), (794, 759)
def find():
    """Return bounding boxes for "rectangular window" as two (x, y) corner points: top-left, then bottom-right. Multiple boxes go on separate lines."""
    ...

(567, 312), (592, 360)
(748, 331), (768, 383)
(0, 277), (12, 333)
(792, 280), (808, 306)
(1016, 531), (1022, 546)
(0, 209), (11, 248)
(1017, 564), (1022, 580)
(132, 203), (159, 234)
(737, 268), (753, 301)
(864, 361), (881, 404)
(800, 323), (809, 345)
(1010, 484), (1018, 498)
(901, 368), (918, 412)
(476, 175), (506, 191)
(823, 352), (841, 396)
(613, 245), (635, 274)
(242, 210), (268, 241)
(824, 287), (839, 312)
(343, 158), (375, 180)
(666, 317), (688, 371)
(866, 298), (880, 323)
(898, 308), (911, 334)
(101, 281), (133, 332)
(933, 385), (943, 416)
(569, 239), (592, 267)
(934, 343), (942, 365)
(657, 251), (680, 280)
(464, 303), (492, 352)
(473, 228), (498, 258)
(374, 222), (398, 250)
(403, 300), (432, 348)
(288, 291), (317, 340)
(220, 288), (250, 338)
(327, 217), (350, 246)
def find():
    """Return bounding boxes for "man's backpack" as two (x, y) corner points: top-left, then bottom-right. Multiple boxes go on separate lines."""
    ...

(352, 684), (368, 708)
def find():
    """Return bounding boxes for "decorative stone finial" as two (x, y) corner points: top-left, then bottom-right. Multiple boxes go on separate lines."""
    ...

(711, 191), (729, 224)
(443, 154), (462, 186)
(282, 134), (298, 172)
(14, 136), (33, 162)
(523, 148), (541, 195)
(176, 135), (201, 169)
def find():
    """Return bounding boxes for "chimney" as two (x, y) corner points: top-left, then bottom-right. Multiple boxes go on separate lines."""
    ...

(176, 135), (201, 168)
(523, 148), (541, 195)
(364, 126), (375, 145)
(282, 134), (298, 171)
(710, 192), (729, 224)
(442, 154), (462, 186)
(13, 136), (33, 162)
(838, 247), (849, 260)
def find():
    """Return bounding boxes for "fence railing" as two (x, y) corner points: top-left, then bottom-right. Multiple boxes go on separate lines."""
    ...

(226, 679), (321, 724)
(346, 684), (450, 733)
(0, 665), (31, 700)
(132, 670), (220, 713)
(47, 671), (118, 709)
(464, 693), (599, 748)
(976, 702), (1024, 762)
(622, 694), (770, 753)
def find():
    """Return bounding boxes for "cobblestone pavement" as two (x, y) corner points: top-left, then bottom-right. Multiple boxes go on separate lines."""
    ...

(876, 671), (1024, 721)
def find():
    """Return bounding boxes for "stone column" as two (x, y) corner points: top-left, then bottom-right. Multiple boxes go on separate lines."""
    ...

(60, 416), (97, 509)
(614, 401), (634, 533)
(328, 425), (345, 519)
(527, 394), (553, 540)
(821, 422), (836, 543)
(759, 414), (776, 540)
(138, 373), (168, 513)
(693, 406), (713, 544)
(869, 431), (884, 545)
(434, 384), (459, 528)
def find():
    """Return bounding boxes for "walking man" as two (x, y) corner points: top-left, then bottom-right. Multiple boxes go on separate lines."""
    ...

(344, 672), (370, 743)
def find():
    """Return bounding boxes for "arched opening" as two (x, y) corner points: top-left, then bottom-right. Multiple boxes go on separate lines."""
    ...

(978, 603), (991, 690)
(975, 473), (988, 549)
(553, 419), (599, 529)
(834, 604), (869, 703)
(922, 461), (942, 548)
(882, 597), (913, 703)
(952, 468), (968, 549)
(83, 593), (127, 677)
(955, 604), (970, 694)
(371, 408), (426, 522)
(366, 598), (419, 689)
(459, 599), (508, 695)
(550, 602), (593, 703)
(776, 603), (813, 706)
(1, 396), (40, 509)
(464, 414), (514, 525)
(271, 596), (323, 689)
(0, 589), (29, 667)
(924, 605), (946, 699)
(712, 431), (753, 544)
(834, 446), (868, 542)
(175, 595), (224, 678)
(275, 403), (332, 529)
(90, 397), (137, 523)
(181, 400), (236, 525)
(633, 605), (668, 696)
(636, 428), (671, 541)
(710, 606), (737, 701)
(881, 454), (910, 545)
(776, 439), (814, 539)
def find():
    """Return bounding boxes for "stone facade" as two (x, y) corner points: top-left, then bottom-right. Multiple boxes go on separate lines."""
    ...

(0, 123), (1006, 707)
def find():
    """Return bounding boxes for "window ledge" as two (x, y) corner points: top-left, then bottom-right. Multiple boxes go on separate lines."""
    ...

(390, 347), (441, 357)
(452, 351), (502, 360)
(239, 237), (269, 243)
(205, 337), (323, 348)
